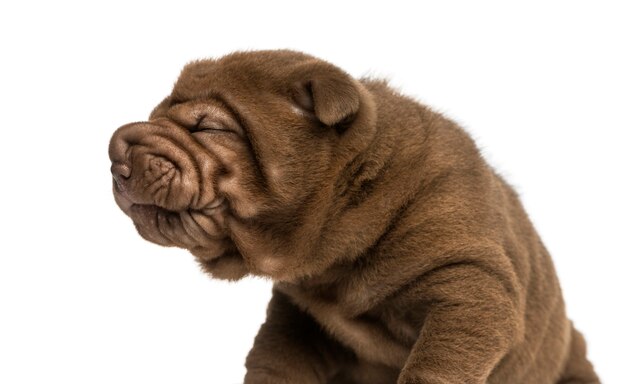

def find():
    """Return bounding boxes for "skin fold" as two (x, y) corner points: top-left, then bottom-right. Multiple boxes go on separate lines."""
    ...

(109, 50), (600, 383)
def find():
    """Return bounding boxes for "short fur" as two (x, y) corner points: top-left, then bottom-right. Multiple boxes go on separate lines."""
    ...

(109, 50), (599, 383)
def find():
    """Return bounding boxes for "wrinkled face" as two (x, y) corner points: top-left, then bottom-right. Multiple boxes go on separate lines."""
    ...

(109, 51), (375, 281)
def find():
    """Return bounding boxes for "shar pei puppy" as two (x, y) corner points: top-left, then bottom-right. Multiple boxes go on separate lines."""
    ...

(108, 50), (599, 384)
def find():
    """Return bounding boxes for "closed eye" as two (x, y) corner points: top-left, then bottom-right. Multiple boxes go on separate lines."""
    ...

(192, 116), (229, 133)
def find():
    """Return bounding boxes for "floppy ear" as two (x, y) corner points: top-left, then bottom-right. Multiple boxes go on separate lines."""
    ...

(289, 61), (361, 126)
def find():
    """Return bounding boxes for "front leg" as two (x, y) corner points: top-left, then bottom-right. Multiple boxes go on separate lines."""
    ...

(397, 262), (523, 384)
(244, 289), (347, 384)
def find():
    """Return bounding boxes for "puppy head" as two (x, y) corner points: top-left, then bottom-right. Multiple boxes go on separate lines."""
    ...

(109, 50), (376, 281)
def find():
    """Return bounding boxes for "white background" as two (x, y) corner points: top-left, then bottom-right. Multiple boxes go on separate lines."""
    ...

(1, 1), (624, 383)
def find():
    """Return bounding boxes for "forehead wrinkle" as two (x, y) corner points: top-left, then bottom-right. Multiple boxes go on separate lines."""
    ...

(191, 103), (235, 127)
(167, 98), (235, 128)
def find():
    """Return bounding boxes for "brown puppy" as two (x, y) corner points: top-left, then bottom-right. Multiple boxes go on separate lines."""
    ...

(109, 50), (600, 383)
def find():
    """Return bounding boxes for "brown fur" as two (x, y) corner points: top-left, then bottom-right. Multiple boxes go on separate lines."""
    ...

(109, 50), (600, 383)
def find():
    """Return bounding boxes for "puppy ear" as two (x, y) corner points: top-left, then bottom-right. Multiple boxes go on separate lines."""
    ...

(290, 61), (360, 126)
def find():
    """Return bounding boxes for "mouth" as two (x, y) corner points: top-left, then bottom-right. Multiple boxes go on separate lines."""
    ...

(113, 180), (229, 248)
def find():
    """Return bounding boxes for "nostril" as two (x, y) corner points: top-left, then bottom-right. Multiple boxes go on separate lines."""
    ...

(111, 162), (131, 192)
(111, 162), (131, 179)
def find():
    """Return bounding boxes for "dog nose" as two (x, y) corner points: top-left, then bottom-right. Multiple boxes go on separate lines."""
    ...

(111, 162), (131, 191)
(109, 123), (137, 192)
